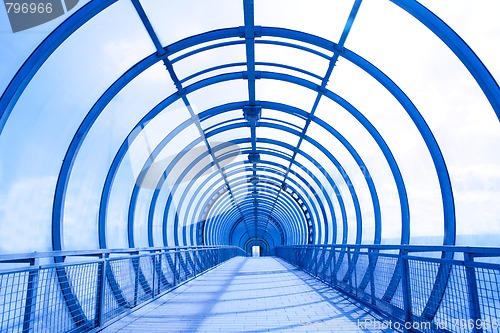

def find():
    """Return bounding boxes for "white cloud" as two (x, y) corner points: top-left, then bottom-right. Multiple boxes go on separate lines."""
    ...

(0, 177), (56, 253)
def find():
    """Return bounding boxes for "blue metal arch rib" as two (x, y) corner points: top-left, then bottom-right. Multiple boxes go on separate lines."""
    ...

(2, 23), (488, 249)
(41, 27), (454, 251)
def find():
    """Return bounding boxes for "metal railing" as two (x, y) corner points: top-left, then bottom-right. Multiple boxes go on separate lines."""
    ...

(0, 246), (246, 332)
(274, 244), (500, 333)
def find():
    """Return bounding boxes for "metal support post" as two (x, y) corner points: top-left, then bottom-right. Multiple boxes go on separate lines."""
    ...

(464, 252), (484, 333)
(22, 258), (39, 333)
(174, 250), (179, 285)
(368, 249), (376, 305)
(331, 246), (337, 285)
(132, 255), (139, 307)
(194, 252), (198, 276)
(95, 255), (107, 328)
(347, 247), (353, 290)
(353, 248), (358, 295)
(151, 254), (156, 298)
(400, 249), (413, 329)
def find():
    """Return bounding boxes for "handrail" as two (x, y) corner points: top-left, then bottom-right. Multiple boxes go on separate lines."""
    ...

(0, 245), (242, 263)
(0, 245), (246, 332)
(276, 243), (500, 256)
(274, 244), (500, 333)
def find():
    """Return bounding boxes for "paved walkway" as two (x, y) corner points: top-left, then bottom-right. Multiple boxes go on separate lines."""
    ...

(101, 257), (395, 332)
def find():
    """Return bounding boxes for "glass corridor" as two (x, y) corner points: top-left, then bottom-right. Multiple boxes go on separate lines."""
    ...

(0, 0), (499, 332)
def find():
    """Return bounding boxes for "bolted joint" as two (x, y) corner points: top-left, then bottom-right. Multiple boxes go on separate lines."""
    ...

(254, 26), (263, 37)
(175, 86), (186, 96)
(248, 152), (260, 164)
(248, 176), (259, 185)
(243, 105), (262, 123)
(334, 44), (345, 53)
(238, 26), (246, 38)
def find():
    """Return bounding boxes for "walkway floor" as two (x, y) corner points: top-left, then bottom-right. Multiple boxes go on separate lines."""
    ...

(101, 257), (395, 333)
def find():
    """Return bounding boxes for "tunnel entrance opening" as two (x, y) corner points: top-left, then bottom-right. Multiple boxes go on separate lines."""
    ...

(245, 239), (269, 256)
(251, 246), (261, 257)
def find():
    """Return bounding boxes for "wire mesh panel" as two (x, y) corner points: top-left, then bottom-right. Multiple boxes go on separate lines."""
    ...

(371, 253), (398, 300)
(185, 251), (196, 277)
(192, 251), (201, 275)
(0, 246), (238, 332)
(152, 254), (170, 294)
(353, 251), (369, 291)
(107, 258), (136, 307)
(177, 252), (188, 282)
(431, 265), (471, 333)
(390, 274), (404, 311)
(320, 248), (334, 282)
(159, 252), (176, 287)
(100, 271), (124, 325)
(32, 268), (77, 333)
(64, 262), (99, 326)
(136, 256), (153, 305)
(0, 270), (30, 332)
(275, 245), (500, 333)
(335, 249), (350, 285)
(408, 258), (440, 318)
(476, 265), (500, 332)
(197, 250), (208, 272)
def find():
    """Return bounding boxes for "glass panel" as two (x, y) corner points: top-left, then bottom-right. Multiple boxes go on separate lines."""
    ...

(1, 0), (498, 252)
(346, 0), (500, 242)
(106, 159), (135, 249)
(256, 126), (300, 148)
(202, 110), (244, 132)
(174, 176), (207, 243)
(306, 120), (385, 244)
(256, 43), (329, 80)
(328, 58), (444, 243)
(128, 100), (193, 190)
(63, 64), (175, 250)
(297, 139), (356, 241)
(222, 153), (247, 171)
(256, 63), (322, 86)
(286, 165), (324, 240)
(141, 0), (243, 47)
(152, 185), (169, 246)
(188, 80), (248, 115)
(315, 98), (404, 243)
(164, 195), (178, 246)
(258, 142), (294, 157)
(261, 153), (289, 167)
(208, 126), (251, 153)
(295, 138), (341, 244)
(256, 79), (317, 113)
(417, 0), (499, 77)
(261, 109), (307, 130)
(226, 171), (249, 185)
(0, 0), (91, 91)
(295, 153), (335, 217)
(160, 126), (205, 187)
(292, 155), (332, 244)
(174, 44), (246, 84)
(133, 189), (154, 248)
(183, 64), (248, 89)
(255, 0), (356, 42)
(0, 0), (156, 251)
(178, 175), (229, 241)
